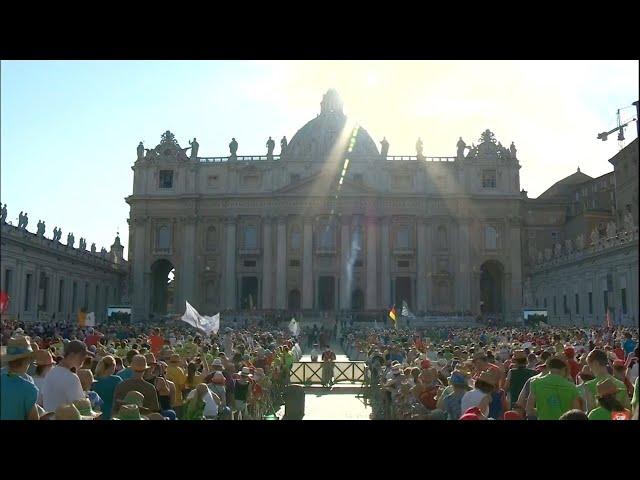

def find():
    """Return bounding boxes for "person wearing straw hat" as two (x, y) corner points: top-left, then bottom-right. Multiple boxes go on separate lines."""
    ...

(33, 349), (56, 406)
(0, 336), (40, 420)
(587, 377), (631, 420)
(112, 355), (160, 416)
(73, 398), (102, 420)
(47, 403), (100, 421)
(460, 369), (495, 418)
(40, 339), (94, 414)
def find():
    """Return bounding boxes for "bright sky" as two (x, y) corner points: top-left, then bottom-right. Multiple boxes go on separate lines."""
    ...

(1, 60), (638, 259)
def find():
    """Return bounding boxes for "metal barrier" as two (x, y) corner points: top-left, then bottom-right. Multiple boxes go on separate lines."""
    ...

(290, 361), (367, 384)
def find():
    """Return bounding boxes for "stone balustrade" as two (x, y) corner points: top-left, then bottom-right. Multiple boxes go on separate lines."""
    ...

(533, 227), (639, 271)
(197, 154), (457, 163)
(0, 222), (123, 270)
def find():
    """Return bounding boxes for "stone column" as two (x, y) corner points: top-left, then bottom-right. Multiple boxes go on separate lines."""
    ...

(276, 215), (287, 309)
(302, 217), (314, 310)
(425, 221), (433, 311)
(262, 217), (273, 309)
(224, 216), (237, 310)
(181, 216), (197, 309)
(365, 216), (378, 310)
(380, 216), (391, 308)
(509, 220), (523, 322)
(131, 218), (147, 321)
(416, 217), (427, 312)
(340, 215), (351, 310)
(457, 219), (471, 312)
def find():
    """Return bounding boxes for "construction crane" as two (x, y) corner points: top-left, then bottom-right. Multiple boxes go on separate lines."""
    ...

(597, 104), (638, 149)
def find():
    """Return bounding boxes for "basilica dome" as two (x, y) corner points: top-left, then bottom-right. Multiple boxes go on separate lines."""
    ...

(284, 89), (379, 161)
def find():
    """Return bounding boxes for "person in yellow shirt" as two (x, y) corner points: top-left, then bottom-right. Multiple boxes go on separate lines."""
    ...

(166, 354), (187, 406)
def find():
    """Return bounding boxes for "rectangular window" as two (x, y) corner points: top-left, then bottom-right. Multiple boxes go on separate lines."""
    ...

(24, 274), (32, 311)
(289, 260), (300, 267)
(543, 297), (547, 308)
(354, 259), (363, 267)
(58, 279), (65, 312)
(244, 225), (257, 249)
(243, 260), (256, 267)
(4, 269), (12, 298)
(396, 226), (410, 249)
(159, 170), (174, 188)
(621, 288), (627, 314)
(575, 293), (579, 314)
(290, 174), (300, 183)
(72, 282), (78, 312)
(397, 260), (410, 268)
(588, 292), (593, 314)
(482, 170), (497, 188)
(563, 294), (568, 314)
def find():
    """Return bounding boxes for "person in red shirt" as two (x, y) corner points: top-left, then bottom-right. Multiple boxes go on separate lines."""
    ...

(149, 329), (164, 356)
(84, 328), (103, 347)
(564, 346), (580, 383)
(613, 342), (625, 361)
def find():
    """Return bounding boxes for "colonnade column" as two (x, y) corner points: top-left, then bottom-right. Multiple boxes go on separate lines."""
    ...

(276, 216), (287, 309)
(262, 216), (273, 309)
(458, 219), (472, 312)
(224, 216), (237, 310)
(365, 216), (378, 310)
(302, 217), (314, 310)
(509, 219), (523, 322)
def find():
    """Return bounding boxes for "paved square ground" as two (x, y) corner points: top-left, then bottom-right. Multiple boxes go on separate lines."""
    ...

(301, 385), (372, 420)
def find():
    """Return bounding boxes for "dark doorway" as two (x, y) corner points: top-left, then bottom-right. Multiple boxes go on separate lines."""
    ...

(318, 276), (335, 311)
(480, 260), (504, 315)
(351, 289), (364, 311)
(151, 259), (175, 316)
(240, 276), (258, 310)
(395, 277), (412, 310)
(288, 289), (301, 310)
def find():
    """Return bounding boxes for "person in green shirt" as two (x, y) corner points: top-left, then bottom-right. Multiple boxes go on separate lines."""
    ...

(527, 357), (581, 420)
(584, 349), (630, 410)
(588, 377), (631, 420)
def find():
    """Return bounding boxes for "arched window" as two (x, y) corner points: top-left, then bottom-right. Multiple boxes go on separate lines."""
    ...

(156, 226), (171, 250)
(290, 225), (301, 250)
(206, 226), (217, 251)
(396, 226), (409, 249)
(320, 222), (336, 250)
(437, 226), (447, 250)
(485, 225), (497, 250)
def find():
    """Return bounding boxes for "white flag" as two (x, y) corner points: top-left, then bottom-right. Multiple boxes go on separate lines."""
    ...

(202, 312), (220, 335)
(181, 301), (207, 333)
(289, 317), (299, 336)
(86, 312), (96, 327)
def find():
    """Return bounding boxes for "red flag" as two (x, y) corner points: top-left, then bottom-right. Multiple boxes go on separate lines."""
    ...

(0, 291), (9, 314)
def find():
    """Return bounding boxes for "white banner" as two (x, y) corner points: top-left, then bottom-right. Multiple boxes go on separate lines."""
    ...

(181, 301), (219, 335)
(86, 312), (96, 327)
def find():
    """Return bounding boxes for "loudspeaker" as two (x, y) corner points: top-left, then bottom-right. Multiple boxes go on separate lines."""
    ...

(283, 384), (305, 420)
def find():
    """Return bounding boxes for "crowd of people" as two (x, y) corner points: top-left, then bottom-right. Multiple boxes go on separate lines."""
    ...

(1, 317), (303, 420)
(352, 325), (639, 420)
(2, 315), (638, 421)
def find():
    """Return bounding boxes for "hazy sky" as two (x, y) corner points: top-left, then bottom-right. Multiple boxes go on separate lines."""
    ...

(1, 60), (638, 258)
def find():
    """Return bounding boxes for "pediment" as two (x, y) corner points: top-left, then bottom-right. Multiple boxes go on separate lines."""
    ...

(274, 172), (380, 196)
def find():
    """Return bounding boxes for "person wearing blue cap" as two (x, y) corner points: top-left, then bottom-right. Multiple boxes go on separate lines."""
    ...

(442, 370), (471, 420)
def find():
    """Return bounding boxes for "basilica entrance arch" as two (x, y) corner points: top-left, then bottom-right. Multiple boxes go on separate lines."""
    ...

(150, 259), (175, 316)
(479, 260), (504, 316)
